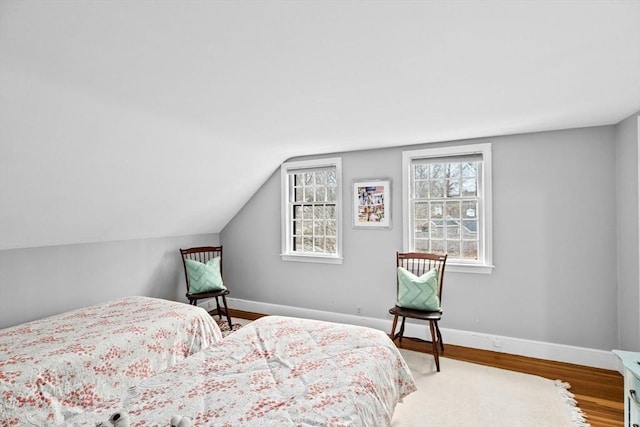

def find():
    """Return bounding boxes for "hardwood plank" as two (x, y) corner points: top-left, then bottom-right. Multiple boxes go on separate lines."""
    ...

(226, 308), (266, 321)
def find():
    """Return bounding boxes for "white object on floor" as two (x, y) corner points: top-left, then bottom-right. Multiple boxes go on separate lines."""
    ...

(170, 415), (192, 427)
(108, 412), (130, 427)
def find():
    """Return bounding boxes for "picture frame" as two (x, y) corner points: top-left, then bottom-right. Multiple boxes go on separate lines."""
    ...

(352, 179), (391, 228)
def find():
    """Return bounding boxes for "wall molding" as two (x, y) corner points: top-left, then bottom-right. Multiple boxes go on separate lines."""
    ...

(226, 297), (619, 371)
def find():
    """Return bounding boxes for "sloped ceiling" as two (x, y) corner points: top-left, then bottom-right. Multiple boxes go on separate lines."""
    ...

(1, 0), (639, 250)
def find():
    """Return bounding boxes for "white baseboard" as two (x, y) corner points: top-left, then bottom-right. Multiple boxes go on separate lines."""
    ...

(227, 297), (619, 371)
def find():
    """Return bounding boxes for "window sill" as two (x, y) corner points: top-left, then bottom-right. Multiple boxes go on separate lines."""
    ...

(281, 253), (344, 265)
(446, 263), (494, 274)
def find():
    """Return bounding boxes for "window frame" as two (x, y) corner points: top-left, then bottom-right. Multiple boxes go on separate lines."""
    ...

(402, 143), (494, 274)
(280, 157), (343, 264)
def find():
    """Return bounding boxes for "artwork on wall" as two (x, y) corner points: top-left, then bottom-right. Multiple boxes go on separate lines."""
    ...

(352, 179), (391, 228)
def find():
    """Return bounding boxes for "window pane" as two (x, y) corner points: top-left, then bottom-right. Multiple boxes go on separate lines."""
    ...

(414, 164), (429, 180)
(303, 206), (312, 218)
(415, 181), (429, 198)
(304, 173), (313, 185)
(447, 240), (461, 258)
(431, 240), (445, 253)
(325, 237), (336, 253)
(431, 222), (444, 239)
(326, 220), (336, 236)
(326, 186), (336, 202)
(293, 205), (302, 219)
(415, 239), (429, 251)
(429, 180), (444, 197)
(303, 237), (313, 252)
(326, 206), (335, 218)
(430, 202), (443, 219)
(415, 202), (428, 219)
(431, 164), (444, 179)
(462, 162), (477, 178)
(445, 201), (461, 218)
(294, 187), (302, 202)
(462, 201), (477, 218)
(313, 237), (324, 252)
(446, 223), (460, 239)
(313, 221), (325, 235)
(462, 220), (478, 239)
(447, 163), (461, 178)
(415, 220), (429, 238)
(462, 241), (478, 260)
(294, 237), (302, 250)
(447, 178), (460, 197)
(304, 188), (314, 202)
(462, 178), (477, 196)
(315, 187), (326, 202)
(327, 170), (337, 186)
(302, 220), (312, 235)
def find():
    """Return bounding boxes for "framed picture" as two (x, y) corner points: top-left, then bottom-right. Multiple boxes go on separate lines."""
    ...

(352, 179), (391, 228)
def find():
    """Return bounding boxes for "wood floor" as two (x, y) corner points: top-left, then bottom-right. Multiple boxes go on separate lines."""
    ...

(227, 309), (625, 427)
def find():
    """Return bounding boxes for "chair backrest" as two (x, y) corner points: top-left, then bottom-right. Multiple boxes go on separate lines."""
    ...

(396, 252), (448, 303)
(180, 246), (223, 292)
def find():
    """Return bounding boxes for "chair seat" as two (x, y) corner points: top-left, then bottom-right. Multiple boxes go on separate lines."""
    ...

(389, 305), (442, 321)
(187, 289), (230, 299)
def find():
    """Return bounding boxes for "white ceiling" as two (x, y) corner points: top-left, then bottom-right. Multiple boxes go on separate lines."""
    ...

(1, 0), (639, 250)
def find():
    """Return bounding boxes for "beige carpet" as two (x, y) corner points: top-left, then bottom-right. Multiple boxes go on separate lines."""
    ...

(392, 349), (590, 427)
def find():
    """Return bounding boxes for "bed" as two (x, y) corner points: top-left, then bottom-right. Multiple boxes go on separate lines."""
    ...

(0, 296), (222, 426)
(64, 316), (417, 427)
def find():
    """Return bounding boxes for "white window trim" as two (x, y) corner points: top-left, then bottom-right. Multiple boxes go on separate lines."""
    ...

(280, 157), (343, 264)
(402, 143), (494, 274)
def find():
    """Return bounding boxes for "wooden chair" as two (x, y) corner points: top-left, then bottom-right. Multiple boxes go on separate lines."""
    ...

(389, 252), (448, 371)
(180, 246), (232, 328)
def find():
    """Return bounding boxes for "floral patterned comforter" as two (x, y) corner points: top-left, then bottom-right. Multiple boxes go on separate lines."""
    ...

(65, 316), (417, 427)
(0, 296), (222, 426)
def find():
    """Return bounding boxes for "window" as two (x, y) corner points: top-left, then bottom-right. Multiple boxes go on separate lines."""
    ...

(402, 143), (493, 274)
(281, 157), (343, 264)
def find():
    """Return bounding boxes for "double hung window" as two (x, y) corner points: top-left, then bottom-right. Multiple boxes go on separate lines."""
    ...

(403, 144), (493, 273)
(281, 157), (343, 264)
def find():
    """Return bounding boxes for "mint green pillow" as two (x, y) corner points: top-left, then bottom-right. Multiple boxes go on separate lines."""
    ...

(185, 257), (226, 294)
(396, 267), (440, 311)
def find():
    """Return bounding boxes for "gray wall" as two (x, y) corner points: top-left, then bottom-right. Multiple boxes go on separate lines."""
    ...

(222, 126), (621, 351)
(616, 111), (640, 351)
(2, 122), (635, 353)
(0, 233), (219, 329)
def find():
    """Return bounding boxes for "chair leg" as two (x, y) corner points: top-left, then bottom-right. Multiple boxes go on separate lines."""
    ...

(398, 317), (406, 344)
(220, 295), (232, 329)
(429, 320), (440, 372)
(215, 297), (222, 318)
(435, 322), (444, 352)
(389, 315), (399, 341)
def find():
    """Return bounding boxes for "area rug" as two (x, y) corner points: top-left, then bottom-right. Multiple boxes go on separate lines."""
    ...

(391, 349), (590, 427)
(214, 317), (243, 338)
